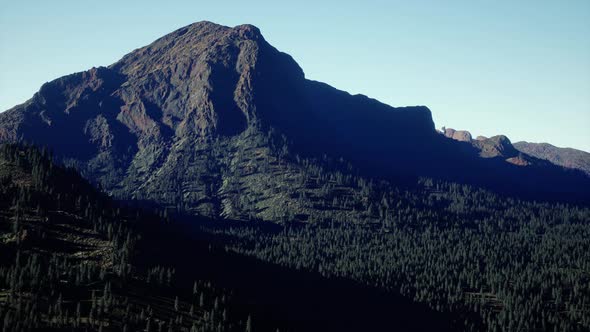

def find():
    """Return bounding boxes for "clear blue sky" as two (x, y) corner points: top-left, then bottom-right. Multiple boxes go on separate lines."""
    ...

(1, 0), (589, 151)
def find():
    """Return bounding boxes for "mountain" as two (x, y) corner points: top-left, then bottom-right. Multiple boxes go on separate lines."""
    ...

(514, 141), (590, 176)
(1, 21), (589, 221)
(2, 21), (589, 332)
(442, 127), (534, 166)
(443, 127), (590, 174)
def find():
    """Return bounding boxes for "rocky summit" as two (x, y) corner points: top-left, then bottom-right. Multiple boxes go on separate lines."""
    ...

(442, 127), (533, 165)
(1, 21), (589, 218)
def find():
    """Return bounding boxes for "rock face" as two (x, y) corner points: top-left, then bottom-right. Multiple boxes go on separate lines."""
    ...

(1, 21), (589, 215)
(514, 142), (590, 176)
(472, 135), (519, 159)
(443, 128), (472, 142)
(443, 127), (525, 161)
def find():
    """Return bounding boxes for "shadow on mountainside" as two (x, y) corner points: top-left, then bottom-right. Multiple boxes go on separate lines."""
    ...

(135, 215), (462, 332)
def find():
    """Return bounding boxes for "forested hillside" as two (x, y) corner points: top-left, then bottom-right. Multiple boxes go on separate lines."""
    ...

(0, 144), (454, 332)
(202, 177), (590, 331)
(1, 140), (589, 332)
(0, 144), (265, 332)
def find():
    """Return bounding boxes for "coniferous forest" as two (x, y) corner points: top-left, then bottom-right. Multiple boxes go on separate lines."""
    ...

(1, 143), (589, 331)
(0, 144), (267, 332)
(205, 180), (590, 331)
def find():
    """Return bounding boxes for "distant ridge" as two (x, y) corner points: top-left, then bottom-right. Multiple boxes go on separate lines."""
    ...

(442, 127), (533, 166)
(441, 127), (590, 176)
(514, 141), (590, 176)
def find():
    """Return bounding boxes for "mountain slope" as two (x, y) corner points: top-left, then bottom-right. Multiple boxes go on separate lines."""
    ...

(514, 141), (590, 176)
(0, 144), (455, 332)
(0, 143), (256, 332)
(1, 21), (589, 217)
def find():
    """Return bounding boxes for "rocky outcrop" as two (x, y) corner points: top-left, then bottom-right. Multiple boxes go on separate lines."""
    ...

(442, 127), (525, 161)
(472, 135), (518, 158)
(443, 128), (472, 142)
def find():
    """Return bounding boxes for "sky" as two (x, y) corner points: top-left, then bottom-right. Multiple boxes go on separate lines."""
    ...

(1, 0), (589, 151)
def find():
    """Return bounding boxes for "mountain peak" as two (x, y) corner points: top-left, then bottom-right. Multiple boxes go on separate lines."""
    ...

(233, 24), (263, 39)
(178, 21), (263, 40)
(111, 22), (268, 76)
(103, 21), (293, 138)
(165, 21), (262, 36)
(2, 22), (587, 209)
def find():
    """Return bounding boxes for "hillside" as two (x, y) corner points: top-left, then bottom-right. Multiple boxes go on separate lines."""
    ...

(2, 143), (590, 331)
(0, 143), (259, 331)
(514, 141), (590, 176)
(207, 175), (590, 331)
(0, 143), (454, 331)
